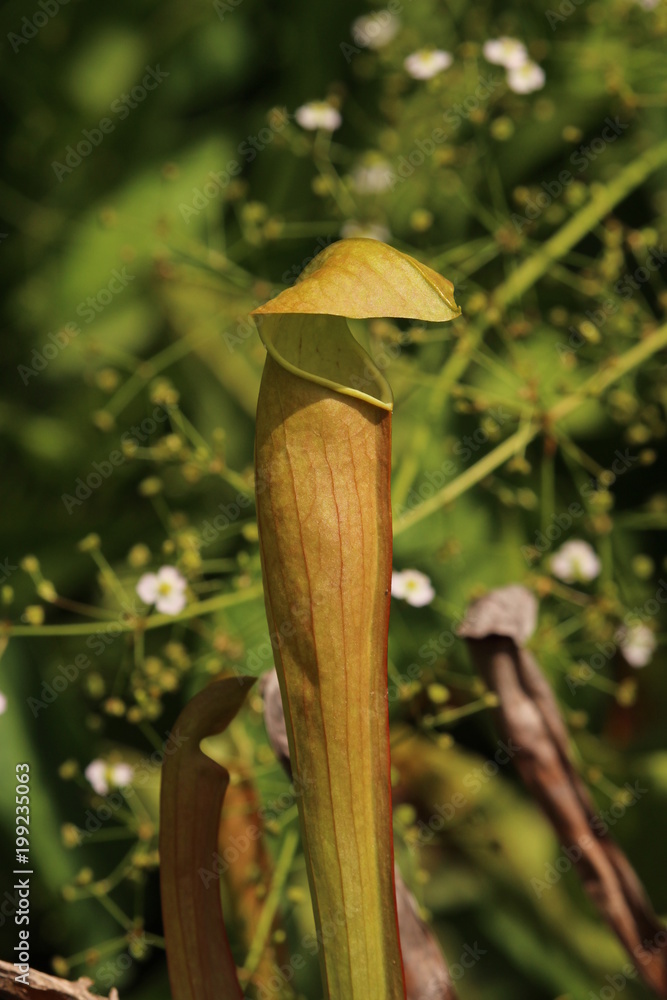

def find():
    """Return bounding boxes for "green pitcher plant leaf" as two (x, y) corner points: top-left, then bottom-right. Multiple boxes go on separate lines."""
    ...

(252, 238), (460, 1000)
(253, 238), (460, 411)
(261, 666), (460, 1000)
(159, 675), (255, 1000)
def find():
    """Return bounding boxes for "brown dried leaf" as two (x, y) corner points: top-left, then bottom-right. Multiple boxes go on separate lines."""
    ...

(259, 668), (291, 775)
(218, 764), (289, 993)
(394, 868), (458, 1000)
(456, 584), (538, 647)
(159, 675), (255, 1000)
(459, 586), (667, 998)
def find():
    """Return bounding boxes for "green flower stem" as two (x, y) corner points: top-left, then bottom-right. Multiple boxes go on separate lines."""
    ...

(424, 694), (498, 728)
(395, 419), (536, 535)
(104, 327), (221, 418)
(143, 933), (166, 949)
(273, 221), (342, 238)
(64, 934), (130, 968)
(240, 828), (300, 982)
(541, 443), (556, 538)
(90, 548), (131, 608)
(429, 235), (497, 268)
(549, 321), (667, 421)
(395, 320), (667, 536)
(168, 407), (253, 497)
(96, 891), (136, 931)
(615, 512), (667, 529)
(392, 138), (667, 508)
(557, 436), (607, 479)
(494, 139), (667, 310)
(313, 130), (356, 217)
(4, 583), (263, 638)
(77, 827), (137, 843)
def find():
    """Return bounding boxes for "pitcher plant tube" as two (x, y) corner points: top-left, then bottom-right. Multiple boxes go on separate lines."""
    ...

(252, 238), (460, 1000)
(159, 239), (459, 1000)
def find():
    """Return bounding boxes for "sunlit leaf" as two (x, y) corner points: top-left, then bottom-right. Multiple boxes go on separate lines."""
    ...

(253, 238), (460, 322)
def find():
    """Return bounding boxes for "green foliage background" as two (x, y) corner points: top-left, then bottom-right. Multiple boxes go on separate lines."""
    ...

(1, 0), (667, 997)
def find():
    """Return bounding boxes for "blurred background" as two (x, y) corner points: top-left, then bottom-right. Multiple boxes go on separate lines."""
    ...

(1, 0), (667, 997)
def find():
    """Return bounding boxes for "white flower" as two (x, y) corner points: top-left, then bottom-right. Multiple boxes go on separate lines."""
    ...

(404, 49), (453, 80)
(340, 221), (391, 242)
(350, 158), (395, 194)
(136, 565), (187, 615)
(295, 101), (342, 132)
(550, 540), (601, 584)
(482, 36), (528, 69)
(0, 691), (6, 716)
(634, 0), (660, 9)
(111, 763), (135, 787)
(85, 760), (108, 795)
(85, 760), (134, 796)
(616, 624), (657, 668)
(352, 10), (400, 49)
(391, 569), (435, 607)
(507, 60), (546, 94)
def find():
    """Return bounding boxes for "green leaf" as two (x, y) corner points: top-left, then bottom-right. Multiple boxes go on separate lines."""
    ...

(255, 312), (394, 410)
(253, 237), (460, 321)
(252, 239), (460, 411)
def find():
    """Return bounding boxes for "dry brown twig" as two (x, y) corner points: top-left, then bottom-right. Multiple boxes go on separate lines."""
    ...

(0, 960), (118, 999)
(458, 584), (667, 999)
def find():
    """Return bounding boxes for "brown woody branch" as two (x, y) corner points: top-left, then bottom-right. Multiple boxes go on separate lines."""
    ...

(0, 960), (118, 999)
(458, 584), (667, 999)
